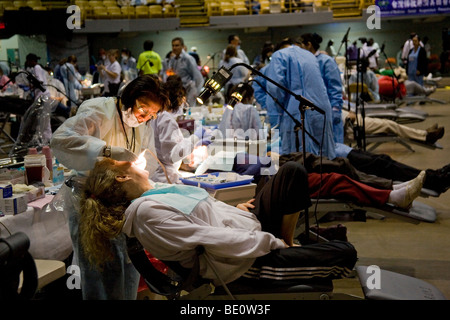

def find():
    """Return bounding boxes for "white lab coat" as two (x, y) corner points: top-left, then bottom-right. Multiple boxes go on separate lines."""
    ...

(26, 64), (50, 100)
(50, 96), (158, 175)
(102, 60), (122, 94)
(218, 102), (263, 140)
(122, 195), (285, 285)
(60, 62), (82, 106)
(149, 111), (194, 184)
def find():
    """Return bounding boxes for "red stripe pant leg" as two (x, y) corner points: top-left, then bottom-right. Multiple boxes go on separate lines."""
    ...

(308, 172), (391, 206)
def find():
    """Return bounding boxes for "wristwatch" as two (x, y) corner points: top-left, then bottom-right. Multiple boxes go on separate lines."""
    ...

(103, 145), (112, 158)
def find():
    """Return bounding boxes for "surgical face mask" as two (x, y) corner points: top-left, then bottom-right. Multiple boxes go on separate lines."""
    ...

(102, 55), (106, 60)
(122, 108), (141, 127)
(122, 54), (128, 60)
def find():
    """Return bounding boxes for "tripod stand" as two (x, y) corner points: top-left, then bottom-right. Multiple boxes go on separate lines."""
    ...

(379, 43), (402, 103)
(227, 63), (325, 242)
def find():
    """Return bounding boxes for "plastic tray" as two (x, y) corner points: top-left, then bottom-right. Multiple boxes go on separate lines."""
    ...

(180, 172), (254, 190)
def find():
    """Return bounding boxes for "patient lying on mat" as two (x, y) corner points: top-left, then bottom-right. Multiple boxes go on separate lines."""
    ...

(79, 158), (424, 286)
(342, 109), (445, 145)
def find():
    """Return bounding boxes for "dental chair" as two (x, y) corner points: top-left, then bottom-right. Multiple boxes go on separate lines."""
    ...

(127, 237), (446, 300)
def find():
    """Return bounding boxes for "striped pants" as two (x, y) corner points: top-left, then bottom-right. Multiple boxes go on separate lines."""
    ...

(246, 161), (357, 284)
(243, 241), (356, 284)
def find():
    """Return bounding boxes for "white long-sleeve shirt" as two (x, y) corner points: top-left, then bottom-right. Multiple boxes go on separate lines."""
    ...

(150, 111), (194, 184)
(50, 96), (158, 174)
(122, 195), (285, 285)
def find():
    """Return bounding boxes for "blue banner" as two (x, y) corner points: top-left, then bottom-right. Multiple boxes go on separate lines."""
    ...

(375, 0), (450, 17)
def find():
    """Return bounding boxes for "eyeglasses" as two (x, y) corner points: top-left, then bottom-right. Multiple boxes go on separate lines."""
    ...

(135, 100), (160, 120)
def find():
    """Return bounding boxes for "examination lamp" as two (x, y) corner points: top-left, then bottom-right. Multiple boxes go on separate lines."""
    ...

(196, 66), (233, 105)
(226, 82), (247, 110)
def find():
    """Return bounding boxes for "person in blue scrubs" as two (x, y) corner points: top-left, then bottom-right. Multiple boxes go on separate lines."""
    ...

(406, 35), (428, 86)
(299, 33), (344, 144)
(263, 37), (335, 159)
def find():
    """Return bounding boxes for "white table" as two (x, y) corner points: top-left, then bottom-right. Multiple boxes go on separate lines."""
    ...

(0, 197), (72, 262)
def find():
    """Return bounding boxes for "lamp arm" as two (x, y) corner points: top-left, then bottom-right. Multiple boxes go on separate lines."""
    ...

(249, 78), (319, 146)
(229, 62), (325, 115)
(44, 83), (80, 107)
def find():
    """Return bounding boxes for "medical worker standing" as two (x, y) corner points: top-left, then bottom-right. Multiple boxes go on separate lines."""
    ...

(50, 75), (170, 300)
(162, 37), (204, 107)
(300, 33), (344, 144)
(218, 82), (263, 140)
(264, 38), (336, 159)
(149, 75), (197, 184)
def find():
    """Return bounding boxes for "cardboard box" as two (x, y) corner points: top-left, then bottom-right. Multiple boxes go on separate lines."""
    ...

(0, 184), (13, 199)
(0, 193), (28, 215)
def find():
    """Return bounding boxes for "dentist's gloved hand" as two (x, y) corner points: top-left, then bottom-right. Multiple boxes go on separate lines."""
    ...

(193, 126), (206, 140)
(109, 146), (138, 162)
(193, 126), (212, 147)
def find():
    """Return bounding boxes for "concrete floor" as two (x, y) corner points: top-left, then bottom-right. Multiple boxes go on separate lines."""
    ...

(329, 83), (450, 300)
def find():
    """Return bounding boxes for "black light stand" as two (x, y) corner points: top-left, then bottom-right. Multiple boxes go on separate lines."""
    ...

(198, 63), (326, 242)
(353, 48), (367, 151)
(138, 59), (154, 75)
(339, 27), (352, 113)
(379, 43), (401, 103)
(248, 78), (320, 148)
(202, 51), (222, 75)
(0, 70), (47, 93)
(44, 83), (80, 108)
(336, 27), (350, 59)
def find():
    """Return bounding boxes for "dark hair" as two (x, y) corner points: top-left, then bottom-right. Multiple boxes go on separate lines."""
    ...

(144, 40), (154, 51)
(274, 37), (294, 52)
(228, 82), (254, 104)
(228, 34), (237, 43)
(163, 75), (186, 113)
(261, 45), (274, 60)
(122, 48), (132, 56)
(120, 74), (170, 111)
(224, 44), (237, 62)
(300, 33), (323, 51)
(67, 55), (77, 63)
(172, 37), (184, 46)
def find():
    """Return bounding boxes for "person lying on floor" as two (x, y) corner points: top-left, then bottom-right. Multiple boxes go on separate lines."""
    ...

(335, 143), (450, 195)
(80, 158), (358, 287)
(378, 66), (437, 99)
(342, 109), (445, 145)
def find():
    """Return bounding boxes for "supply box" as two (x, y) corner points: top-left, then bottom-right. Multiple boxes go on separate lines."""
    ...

(0, 183), (13, 199)
(0, 193), (28, 215)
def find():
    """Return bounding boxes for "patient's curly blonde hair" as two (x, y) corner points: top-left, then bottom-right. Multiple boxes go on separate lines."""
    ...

(79, 158), (132, 270)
